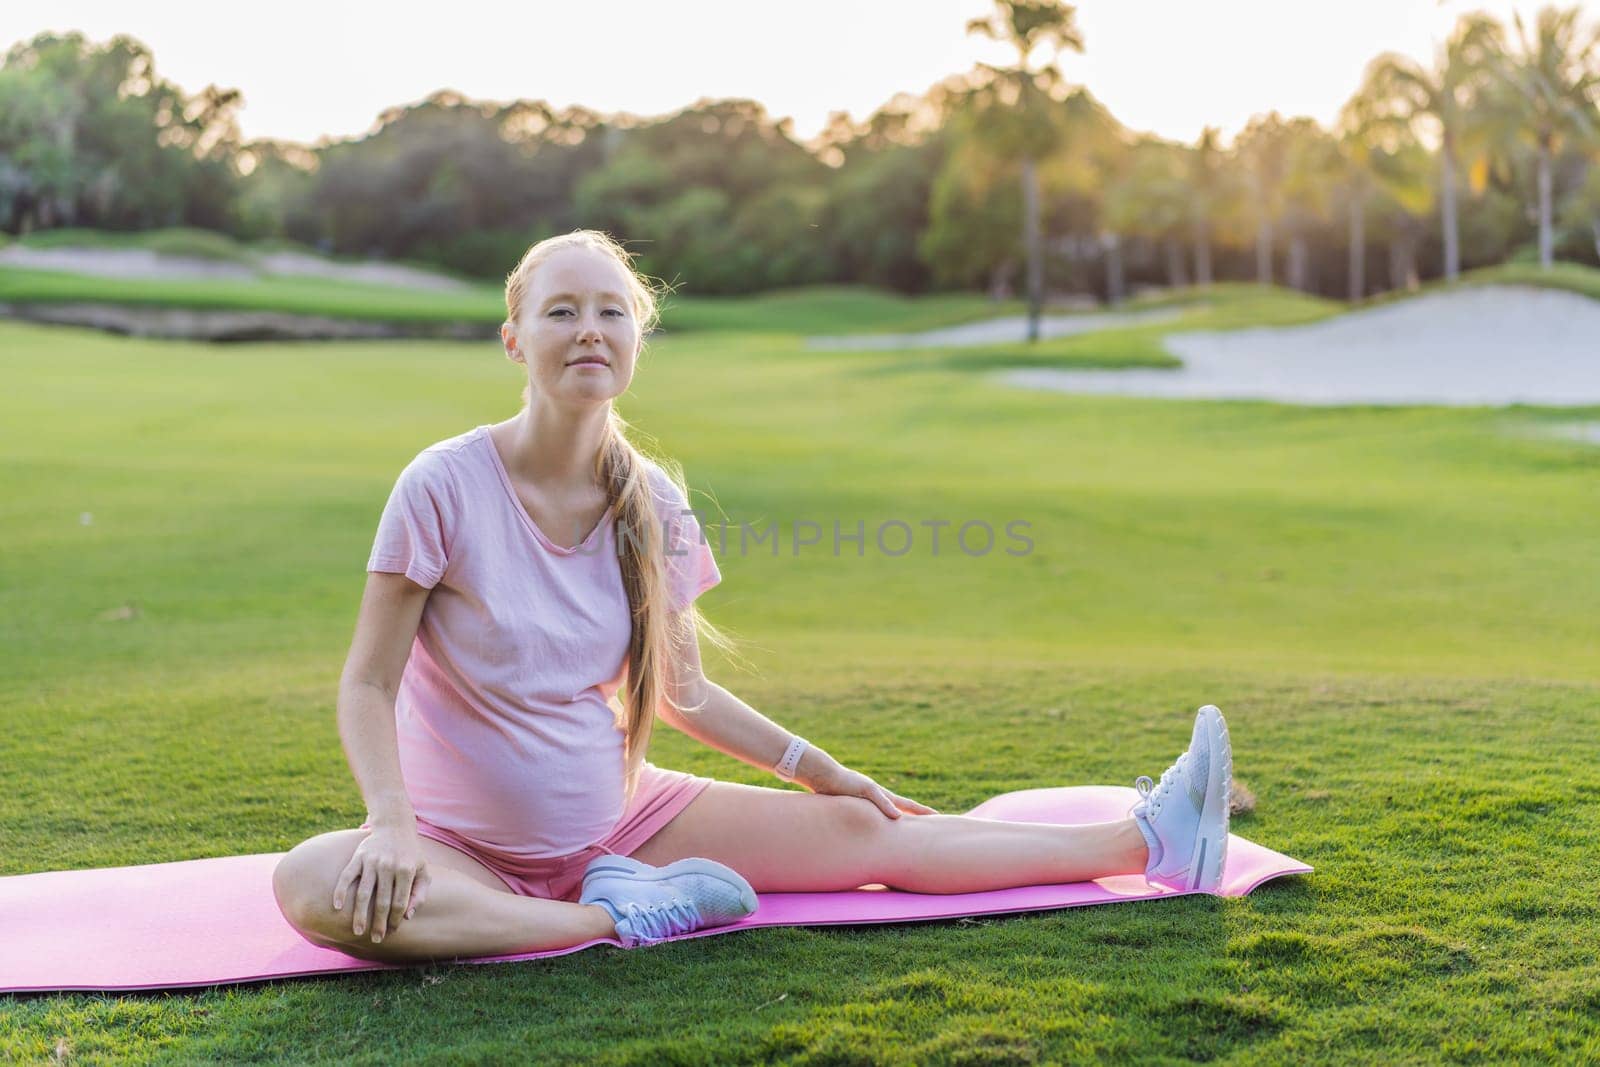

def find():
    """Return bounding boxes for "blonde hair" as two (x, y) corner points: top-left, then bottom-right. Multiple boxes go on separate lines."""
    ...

(504, 230), (737, 804)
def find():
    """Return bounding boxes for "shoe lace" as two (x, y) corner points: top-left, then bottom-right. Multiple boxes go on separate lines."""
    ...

(619, 896), (702, 945)
(1134, 753), (1187, 818)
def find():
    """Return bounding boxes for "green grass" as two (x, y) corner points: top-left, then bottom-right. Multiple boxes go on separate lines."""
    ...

(3, 293), (1600, 1062)
(15, 226), (264, 264)
(1458, 261), (1600, 302)
(0, 265), (508, 324)
(659, 285), (1026, 333)
(1357, 261), (1600, 309)
(0, 265), (1030, 335)
(11, 227), (474, 280)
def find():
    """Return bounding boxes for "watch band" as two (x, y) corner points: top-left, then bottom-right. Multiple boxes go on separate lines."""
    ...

(774, 736), (809, 782)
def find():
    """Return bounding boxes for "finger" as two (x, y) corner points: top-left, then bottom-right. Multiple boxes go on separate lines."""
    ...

(893, 793), (939, 815)
(390, 869), (415, 930)
(372, 867), (395, 941)
(873, 789), (902, 819)
(333, 853), (362, 911)
(407, 869), (430, 920)
(352, 865), (376, 936)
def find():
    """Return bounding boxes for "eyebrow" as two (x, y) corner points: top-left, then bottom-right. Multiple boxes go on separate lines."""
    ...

(540, 291), (628, 305)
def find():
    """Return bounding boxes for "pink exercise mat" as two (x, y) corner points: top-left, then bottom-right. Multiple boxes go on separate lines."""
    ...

(0, 785), (1310, 993)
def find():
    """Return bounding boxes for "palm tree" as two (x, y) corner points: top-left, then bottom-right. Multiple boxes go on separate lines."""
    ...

(965, 0), (1085, 340)
(1361, 14), (1504, 281)
(1491, 6), (1600, 269)
(1370, 140), (1437, 292)
(1336, 85), (1388, 300)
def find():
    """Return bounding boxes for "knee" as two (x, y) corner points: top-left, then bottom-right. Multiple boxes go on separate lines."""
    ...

(826, 795), (893, 843)
(272, 832), (359, 951)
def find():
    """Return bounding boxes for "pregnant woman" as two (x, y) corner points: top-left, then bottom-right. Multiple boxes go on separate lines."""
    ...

(271, 230), (1234, 963)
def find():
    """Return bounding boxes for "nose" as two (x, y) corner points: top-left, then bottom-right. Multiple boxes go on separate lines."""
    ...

(576, 312), (604, 344)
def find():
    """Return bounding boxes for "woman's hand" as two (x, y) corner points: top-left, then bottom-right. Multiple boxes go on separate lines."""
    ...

(797, 751), (938, 819)
(333, 824), (432, 944)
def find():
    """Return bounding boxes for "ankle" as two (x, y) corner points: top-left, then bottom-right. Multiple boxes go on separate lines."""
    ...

(1126, 816), (1157, 871)
(583, 902), (621, 938)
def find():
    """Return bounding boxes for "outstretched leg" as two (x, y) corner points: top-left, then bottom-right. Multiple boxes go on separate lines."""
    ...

(627, 783), (1149, 894)
(273, 830), (616, 963)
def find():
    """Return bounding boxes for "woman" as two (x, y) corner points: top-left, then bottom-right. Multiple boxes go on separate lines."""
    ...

(271, 230), (1233, 962)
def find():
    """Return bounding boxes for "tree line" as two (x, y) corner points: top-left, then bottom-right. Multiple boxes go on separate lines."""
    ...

(1, 2), (1597, 310)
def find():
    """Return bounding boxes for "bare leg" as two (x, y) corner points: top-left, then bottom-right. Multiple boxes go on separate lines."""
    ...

(629, 782), (1149, 894)
(273, 830), (616, 963)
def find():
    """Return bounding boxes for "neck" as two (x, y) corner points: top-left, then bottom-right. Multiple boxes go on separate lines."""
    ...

(499, 398), (611, 494)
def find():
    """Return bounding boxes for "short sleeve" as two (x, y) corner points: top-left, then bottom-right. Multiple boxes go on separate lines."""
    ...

(367, 451), (457, 589)
(650, 467), (722, 613)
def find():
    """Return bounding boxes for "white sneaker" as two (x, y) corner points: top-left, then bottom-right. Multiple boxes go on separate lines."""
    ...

(1129, 704), (1232, 892)
(580, 855), (759, 947)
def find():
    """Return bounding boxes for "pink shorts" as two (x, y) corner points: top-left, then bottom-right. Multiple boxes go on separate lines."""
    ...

(363, 762), (714, 902)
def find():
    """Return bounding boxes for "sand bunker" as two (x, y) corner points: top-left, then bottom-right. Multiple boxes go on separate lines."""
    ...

(807, 306), (1182, 349)
(997, 286), (1600, 408)
(1552, 421), (1600, 442)
(0, 246), (470, 291)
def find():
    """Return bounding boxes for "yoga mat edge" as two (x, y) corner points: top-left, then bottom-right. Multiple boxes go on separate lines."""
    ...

(0, 786), (1311, 993)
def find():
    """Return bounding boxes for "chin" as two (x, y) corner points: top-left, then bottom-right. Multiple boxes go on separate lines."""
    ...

(563, 384), (626, 405)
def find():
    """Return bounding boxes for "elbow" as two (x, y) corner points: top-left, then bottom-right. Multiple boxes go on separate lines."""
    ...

(661, 675), (714, 726)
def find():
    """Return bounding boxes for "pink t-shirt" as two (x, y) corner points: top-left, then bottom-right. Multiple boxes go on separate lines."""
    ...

(366, 424), (721, 858)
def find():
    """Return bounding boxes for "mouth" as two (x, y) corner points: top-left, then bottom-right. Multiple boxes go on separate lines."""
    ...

(567, 357), (609, 367)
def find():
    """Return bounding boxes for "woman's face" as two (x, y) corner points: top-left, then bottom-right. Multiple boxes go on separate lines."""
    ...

(503, 246), (641, 406)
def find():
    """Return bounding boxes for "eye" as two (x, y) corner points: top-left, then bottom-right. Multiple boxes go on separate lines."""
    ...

(547, 308), (573, 318)
(603, 308), (626, 318)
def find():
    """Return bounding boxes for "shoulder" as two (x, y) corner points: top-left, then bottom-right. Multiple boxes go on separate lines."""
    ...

(393, 428), (479, 499)
(640, 457), (692, 510)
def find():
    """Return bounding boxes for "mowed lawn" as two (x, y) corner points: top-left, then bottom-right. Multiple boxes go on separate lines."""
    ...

(3, 288), (1599, 1064)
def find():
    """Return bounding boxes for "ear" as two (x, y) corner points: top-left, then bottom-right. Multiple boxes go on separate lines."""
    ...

(500, 322), (523, 363)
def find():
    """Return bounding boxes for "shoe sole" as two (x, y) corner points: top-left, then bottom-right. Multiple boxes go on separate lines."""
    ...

(581, 855), (760, 915)
(1189, 704), (1233, 893)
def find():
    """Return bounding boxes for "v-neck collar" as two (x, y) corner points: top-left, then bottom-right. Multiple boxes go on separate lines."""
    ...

(477, 425), (615, 556)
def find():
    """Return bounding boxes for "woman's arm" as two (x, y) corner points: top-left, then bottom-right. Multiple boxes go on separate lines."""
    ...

(661, 675), (831, 785)
(328, 571), (438, 941)
(659, 616), (935, 817)
(339, 572), (431, 828)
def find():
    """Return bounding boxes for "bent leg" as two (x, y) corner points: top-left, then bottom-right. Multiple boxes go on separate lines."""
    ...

(628, 782), (1149, 894)
(272, 830), (616, 963)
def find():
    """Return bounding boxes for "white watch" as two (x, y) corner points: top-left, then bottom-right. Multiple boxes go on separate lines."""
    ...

(774, 736), (809, 781)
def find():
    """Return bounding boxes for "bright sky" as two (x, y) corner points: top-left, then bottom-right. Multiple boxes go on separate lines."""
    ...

(5, 0), (1594, 148)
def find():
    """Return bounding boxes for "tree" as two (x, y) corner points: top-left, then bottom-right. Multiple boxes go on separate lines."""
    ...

(1186, 127), (1227, 286)
(0, 32), (242, 232)
(1335, 90), (1382, 300)
(1489, 6), (1600, 269)
(1369, 140), (1437, 291)
(573, 99), (829, 292)
(230, 139), (318, 242)
(305, 91), (612, 275)
(920, 99), (1026, 293)
(965, 0), (1086, 339)
(1280, 119), (1338, 291)
(1101, 137), (1190, 299)
(817, 117), (948, 292)
(1559, 162), (1600, 258)
(1360, 14), (1504, 281)
(1234, 113), (1295, 284)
